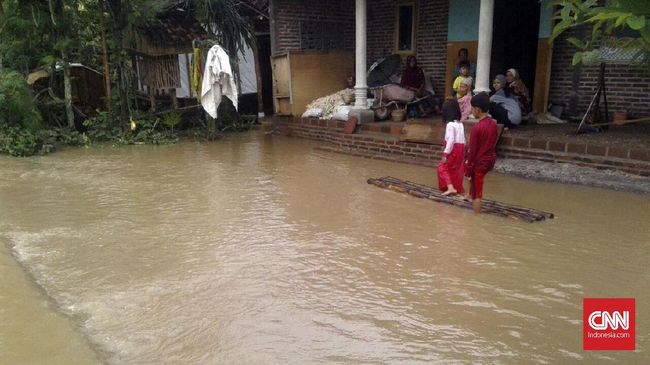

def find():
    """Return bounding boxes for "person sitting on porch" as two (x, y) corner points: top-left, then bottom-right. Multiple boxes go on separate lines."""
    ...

(437, 99), (465, 196)
(506, 68), (531, 116)
(489, 74), (521, 129)
(453, 48), (476, 79)
(452, 64), (473, 97)
(457, 77), (473, 121)
(401, 55), (425, 94)
(400, 55), (427, 117)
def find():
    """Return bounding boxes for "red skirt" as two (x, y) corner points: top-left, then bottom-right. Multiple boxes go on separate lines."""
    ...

(437, 143), (465, 193)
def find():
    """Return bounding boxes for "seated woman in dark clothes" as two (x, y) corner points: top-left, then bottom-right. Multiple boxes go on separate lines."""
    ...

(400, 55), (429, 117)
(400, 55), (425, 95)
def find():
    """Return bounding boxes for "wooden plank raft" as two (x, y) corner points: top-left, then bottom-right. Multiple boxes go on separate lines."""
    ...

(367, 176), (554, 223)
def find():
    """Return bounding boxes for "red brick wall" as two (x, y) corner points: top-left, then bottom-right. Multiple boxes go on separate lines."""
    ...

(549, 32), (650, 119)
(415, 0), (449, 98)
(366, 2), (396, 63)
(271, 0), (355, 54)
(272, 0), (449, 97)
(366, 0), (449, 97)
(271, 116), (650, 177)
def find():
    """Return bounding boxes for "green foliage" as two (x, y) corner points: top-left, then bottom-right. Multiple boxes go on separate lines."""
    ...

(161, 109), (181, 131)
(83, 111), (123, 141)
(83, 111), (177, 145)
(0, 0), (255, 156)
(115, 117), (178, 145)
(38, 128), (90, 147)
(0, 68), (42, 132)
(0, 127), (40, 157)
(551, 0), (650, 69)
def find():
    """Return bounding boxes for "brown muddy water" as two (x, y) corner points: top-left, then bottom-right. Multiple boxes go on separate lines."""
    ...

(0, 131), (648, 364)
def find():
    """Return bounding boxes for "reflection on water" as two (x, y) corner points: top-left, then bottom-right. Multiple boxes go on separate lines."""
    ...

(0, 132), (649, 364)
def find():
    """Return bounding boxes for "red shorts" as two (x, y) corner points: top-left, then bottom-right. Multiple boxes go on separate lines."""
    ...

(469, 171), (487, 200)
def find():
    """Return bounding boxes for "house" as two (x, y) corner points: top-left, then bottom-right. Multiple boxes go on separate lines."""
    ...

(268, 0), (650, 119)
(129, 4), (270, 114)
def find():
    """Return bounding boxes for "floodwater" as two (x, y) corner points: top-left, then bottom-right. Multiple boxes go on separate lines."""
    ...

(0, 131), (648, 364)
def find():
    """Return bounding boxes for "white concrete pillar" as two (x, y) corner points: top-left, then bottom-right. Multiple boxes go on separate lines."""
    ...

(353, 0), (368, 109)
(475, 0), (494, 93)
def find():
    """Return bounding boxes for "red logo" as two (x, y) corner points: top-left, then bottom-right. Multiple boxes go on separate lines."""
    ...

(583, 298), (635, 350)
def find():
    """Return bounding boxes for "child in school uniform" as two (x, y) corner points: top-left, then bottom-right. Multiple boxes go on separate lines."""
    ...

(437, 99), (466, 196)
(465, 93), (498, 213)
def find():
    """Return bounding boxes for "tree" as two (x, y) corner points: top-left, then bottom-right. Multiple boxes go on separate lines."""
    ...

(551, 0), (650, 70)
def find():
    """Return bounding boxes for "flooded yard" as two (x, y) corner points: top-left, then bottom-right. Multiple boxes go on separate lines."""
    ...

(1, 131), (648, 364)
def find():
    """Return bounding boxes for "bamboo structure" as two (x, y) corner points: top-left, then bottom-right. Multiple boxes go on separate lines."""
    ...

(367, 176), (554, 223)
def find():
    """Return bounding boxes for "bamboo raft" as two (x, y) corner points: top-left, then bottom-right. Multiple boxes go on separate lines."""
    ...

(367, 176), (554, 223)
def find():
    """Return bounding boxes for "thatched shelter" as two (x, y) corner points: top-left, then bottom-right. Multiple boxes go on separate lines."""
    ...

(128, 7), (207, 109)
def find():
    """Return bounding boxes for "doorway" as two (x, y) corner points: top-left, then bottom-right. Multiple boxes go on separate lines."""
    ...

(490, 0), (540, 98)
(256, 34), (274, 116)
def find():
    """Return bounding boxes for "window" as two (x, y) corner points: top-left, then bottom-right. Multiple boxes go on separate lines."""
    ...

(396, 3), (416, 53)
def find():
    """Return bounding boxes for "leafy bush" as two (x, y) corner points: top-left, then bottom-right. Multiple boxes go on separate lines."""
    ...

(38, 128), (90, 147)
(0, 68), (42, 132)
(83, 112), (123, 141)
(116, 117), (177, 145)
(161, 110), (182, 132)
(0, 127), (40, 157)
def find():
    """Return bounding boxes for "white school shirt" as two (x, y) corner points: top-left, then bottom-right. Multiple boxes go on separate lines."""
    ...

(443, 120), (466, 156)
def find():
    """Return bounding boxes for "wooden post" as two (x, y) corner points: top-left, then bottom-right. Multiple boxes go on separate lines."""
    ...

(62, 58), (75, 129)
(100, 12), (111, 103)
(253, 37), (265, 117)
(149, 87), (156, 112)
(184, 53), (192, 99)
(170, 88), (178, 109)
(208, 116), (216, 137)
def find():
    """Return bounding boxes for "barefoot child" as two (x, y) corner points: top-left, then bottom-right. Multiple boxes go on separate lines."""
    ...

(437, 99), (465, 196)
(465, 93), (498, 213)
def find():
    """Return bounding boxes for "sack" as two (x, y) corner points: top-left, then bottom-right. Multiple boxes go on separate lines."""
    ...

(332, 105), (353, 121)
(302, 108), (323, 118)
(380, 84), (415, 103)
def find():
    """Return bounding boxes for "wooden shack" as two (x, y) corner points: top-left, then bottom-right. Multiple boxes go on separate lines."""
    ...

(128, 7), (207, 110)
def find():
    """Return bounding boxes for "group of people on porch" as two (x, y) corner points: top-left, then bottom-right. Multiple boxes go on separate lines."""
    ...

(450, 48), (531, 128)
(398, 48), (531, 127)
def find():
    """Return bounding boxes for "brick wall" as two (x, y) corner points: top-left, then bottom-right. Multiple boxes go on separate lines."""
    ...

(549, 32), (650, 119)
(415, 0), (449, 98)
(270, 116), (650, 177)
(271, 0), (355, 54)
(366, 0), (449, 98)
(272, 0), (450, 97)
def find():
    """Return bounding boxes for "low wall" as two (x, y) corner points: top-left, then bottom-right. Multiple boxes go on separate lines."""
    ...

(271, 116), (650, 177)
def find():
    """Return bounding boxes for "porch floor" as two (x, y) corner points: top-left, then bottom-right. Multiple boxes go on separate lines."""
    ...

(359, 117), (650, 149)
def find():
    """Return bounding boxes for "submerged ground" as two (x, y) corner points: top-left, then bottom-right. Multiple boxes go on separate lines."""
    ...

(1, 131), (648, 364)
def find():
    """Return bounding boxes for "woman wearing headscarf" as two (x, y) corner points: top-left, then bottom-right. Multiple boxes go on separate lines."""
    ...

(506, 68), (531, 115)
(400, 55), (428, 116)
(400, 55), (425, 95)
(489, 74), (521, 129)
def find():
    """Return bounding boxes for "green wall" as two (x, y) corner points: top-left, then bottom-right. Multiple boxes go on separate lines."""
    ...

(447, 0), (553, 42)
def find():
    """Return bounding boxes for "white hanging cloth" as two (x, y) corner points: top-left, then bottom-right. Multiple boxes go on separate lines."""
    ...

(201, 45), (238, 118)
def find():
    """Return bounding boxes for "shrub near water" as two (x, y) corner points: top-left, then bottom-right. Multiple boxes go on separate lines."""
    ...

(0, 68), (43, 156)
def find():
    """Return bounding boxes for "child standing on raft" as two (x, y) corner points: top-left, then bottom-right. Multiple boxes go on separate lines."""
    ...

(465, 93), (498, 213)
(437, 99), (466, 196)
